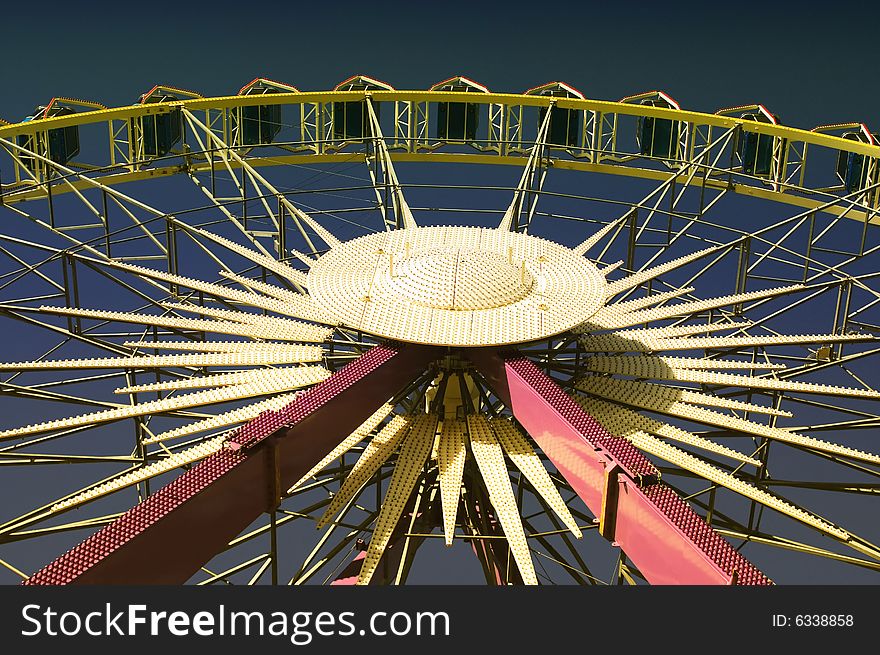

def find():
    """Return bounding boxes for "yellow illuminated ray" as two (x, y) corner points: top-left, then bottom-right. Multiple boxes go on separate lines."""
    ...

(604, 245), (724, 297)
(577, 396), (763, 467)
(217, 271), (331, 325)
(184, 224), (313, 285)
(574, 380), (880, 464)
(357, 414), (437, 585)
(316, 415), (412, 529)
(572, 215), (627, 256)
(490, 418), (581, 538)
(645, 333), (873, 352)
(219, 270), (303, 300)
(163, 302), (330, 335)
(577, 375), (791, 416)
(576, 320), (749, 342)
(37, 305), (332, 342)
(123, 341), (323, 357)
(104, 261), (336, 325)
(467, 415), (538, 586)
(288, 403), (396, 493)
(115, 365), (326, 394)
(617, 430), (849, 540)
(144, 392), (301, 444)
(615, 321), (753, 338)
(579, 327), (866, 352)
(0, 368), (329, 440)
(437, 419), (467, 546)
(601, 286), (695, 314)
(0, 350), (320, 372)
(598, 260), (624, 276)
(598, 285), (803, 329)
(583, 358), (880, 399)
(585, 354), (786, 371)
(50, 436), (227, 513)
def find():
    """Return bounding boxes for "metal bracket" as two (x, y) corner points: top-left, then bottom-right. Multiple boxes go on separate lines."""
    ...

(266, 437), (282, 512)
(598, 463), (621, 541)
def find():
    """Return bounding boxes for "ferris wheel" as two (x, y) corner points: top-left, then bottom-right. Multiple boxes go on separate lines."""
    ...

(0, 75), (878, 585)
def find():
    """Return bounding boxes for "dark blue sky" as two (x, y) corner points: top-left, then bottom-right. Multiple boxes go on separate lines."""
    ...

(2, 2), (878, 131)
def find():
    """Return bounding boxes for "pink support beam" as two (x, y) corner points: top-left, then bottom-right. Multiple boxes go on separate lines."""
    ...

(469, 349), (771, 585)
(330, 551), (366, 586)
(25, 343), (441, 585)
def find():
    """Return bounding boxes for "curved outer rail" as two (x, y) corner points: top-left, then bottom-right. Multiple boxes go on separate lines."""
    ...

(1, 90), (876, 156)
(1, 89), (877, 225)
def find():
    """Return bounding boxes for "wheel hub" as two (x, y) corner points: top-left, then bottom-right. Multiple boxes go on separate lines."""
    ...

(308, 226), (608, 346)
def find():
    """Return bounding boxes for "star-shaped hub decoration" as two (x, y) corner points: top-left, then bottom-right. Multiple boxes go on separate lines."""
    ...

(11, 215), (878, 586)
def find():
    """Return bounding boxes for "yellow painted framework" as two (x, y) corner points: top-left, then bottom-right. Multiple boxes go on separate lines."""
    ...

(1, 90), (878, 224)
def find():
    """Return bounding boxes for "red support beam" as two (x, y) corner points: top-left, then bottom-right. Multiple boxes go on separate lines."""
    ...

(469, 348), (771, 585)
(25, 343), (441, 585)
(330, 551), (367, 586)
